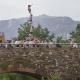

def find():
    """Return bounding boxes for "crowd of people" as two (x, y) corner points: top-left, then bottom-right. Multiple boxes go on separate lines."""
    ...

(0, 38), (79, 48)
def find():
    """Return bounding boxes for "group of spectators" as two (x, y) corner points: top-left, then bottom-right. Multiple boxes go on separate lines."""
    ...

(0, 38), (79, 48)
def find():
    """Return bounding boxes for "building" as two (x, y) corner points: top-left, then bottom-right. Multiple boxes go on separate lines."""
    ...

(0, 32), (5, 43)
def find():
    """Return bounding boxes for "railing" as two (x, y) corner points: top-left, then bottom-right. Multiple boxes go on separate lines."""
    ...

(0, 43), (80, 48)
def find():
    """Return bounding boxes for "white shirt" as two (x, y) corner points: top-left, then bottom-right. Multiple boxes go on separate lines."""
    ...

(73, 43), (78, 48)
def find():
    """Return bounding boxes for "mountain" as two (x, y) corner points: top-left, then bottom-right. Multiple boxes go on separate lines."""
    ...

(0, 15), (80, 40)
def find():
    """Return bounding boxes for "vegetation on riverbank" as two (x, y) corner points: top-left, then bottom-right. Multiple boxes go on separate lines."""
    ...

(0, 73), (38, 80)
(0, 72), (60, 80)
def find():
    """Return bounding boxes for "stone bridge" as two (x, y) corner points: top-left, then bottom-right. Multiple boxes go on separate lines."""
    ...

(0, 48), (80, 80)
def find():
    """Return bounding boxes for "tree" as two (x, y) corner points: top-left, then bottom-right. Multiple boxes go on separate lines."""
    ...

(48, 33), (54, 41)
(32, 24), (50, 41)
(56, 36), (62, 43)
(18, 22), (31, 40)
(47, 73), (60, 80)
(12, 37), (17, 42)
(17, 22), (55, 41)
(70, 24), (80, 43)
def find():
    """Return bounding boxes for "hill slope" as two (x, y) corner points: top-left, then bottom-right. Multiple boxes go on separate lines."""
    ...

(0, 15), (79, 39)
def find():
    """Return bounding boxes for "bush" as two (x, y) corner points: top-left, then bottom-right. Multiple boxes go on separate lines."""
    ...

(46, 73), (60, 80)
(0, 73), (38, 80)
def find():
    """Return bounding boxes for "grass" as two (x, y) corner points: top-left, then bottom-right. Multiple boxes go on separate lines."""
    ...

(0, 73), (38, 80)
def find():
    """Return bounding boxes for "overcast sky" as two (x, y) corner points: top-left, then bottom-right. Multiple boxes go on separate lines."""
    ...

(0, 0), (80, 20)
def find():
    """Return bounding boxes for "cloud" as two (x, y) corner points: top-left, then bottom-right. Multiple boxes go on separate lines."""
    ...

(0, 0), (80, 20)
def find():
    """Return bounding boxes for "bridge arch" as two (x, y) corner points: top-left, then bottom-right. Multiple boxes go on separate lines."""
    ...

(0, 48), (80, 80)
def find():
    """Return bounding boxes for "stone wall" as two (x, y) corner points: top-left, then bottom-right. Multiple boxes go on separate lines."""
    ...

(0, 48), (80, 80)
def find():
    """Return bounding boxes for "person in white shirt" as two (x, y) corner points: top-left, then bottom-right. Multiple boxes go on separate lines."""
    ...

(72, 43), (78, 48)
(15, 40), (20, 47)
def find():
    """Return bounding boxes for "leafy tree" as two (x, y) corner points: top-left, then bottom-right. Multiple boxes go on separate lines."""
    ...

(47, 73), (60, 80)
(56, 36), (62, 43)
(18, 22), (31, 40)
(70, 24), (80, 43)
(18, 22), (54, 41)
(48, 33), (55, 41)
(12, 37), (17, 42)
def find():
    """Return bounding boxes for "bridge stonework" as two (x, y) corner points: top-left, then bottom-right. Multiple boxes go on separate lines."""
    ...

(0, 48), (80, 80)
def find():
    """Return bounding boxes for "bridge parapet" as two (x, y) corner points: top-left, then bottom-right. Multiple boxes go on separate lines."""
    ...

(0, 43), (80, 48)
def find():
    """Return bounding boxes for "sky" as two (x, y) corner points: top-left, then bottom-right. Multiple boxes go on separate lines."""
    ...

(0, 0), (80, 20)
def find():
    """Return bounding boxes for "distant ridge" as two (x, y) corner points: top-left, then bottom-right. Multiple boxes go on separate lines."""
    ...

(0, 15), (80, 39)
